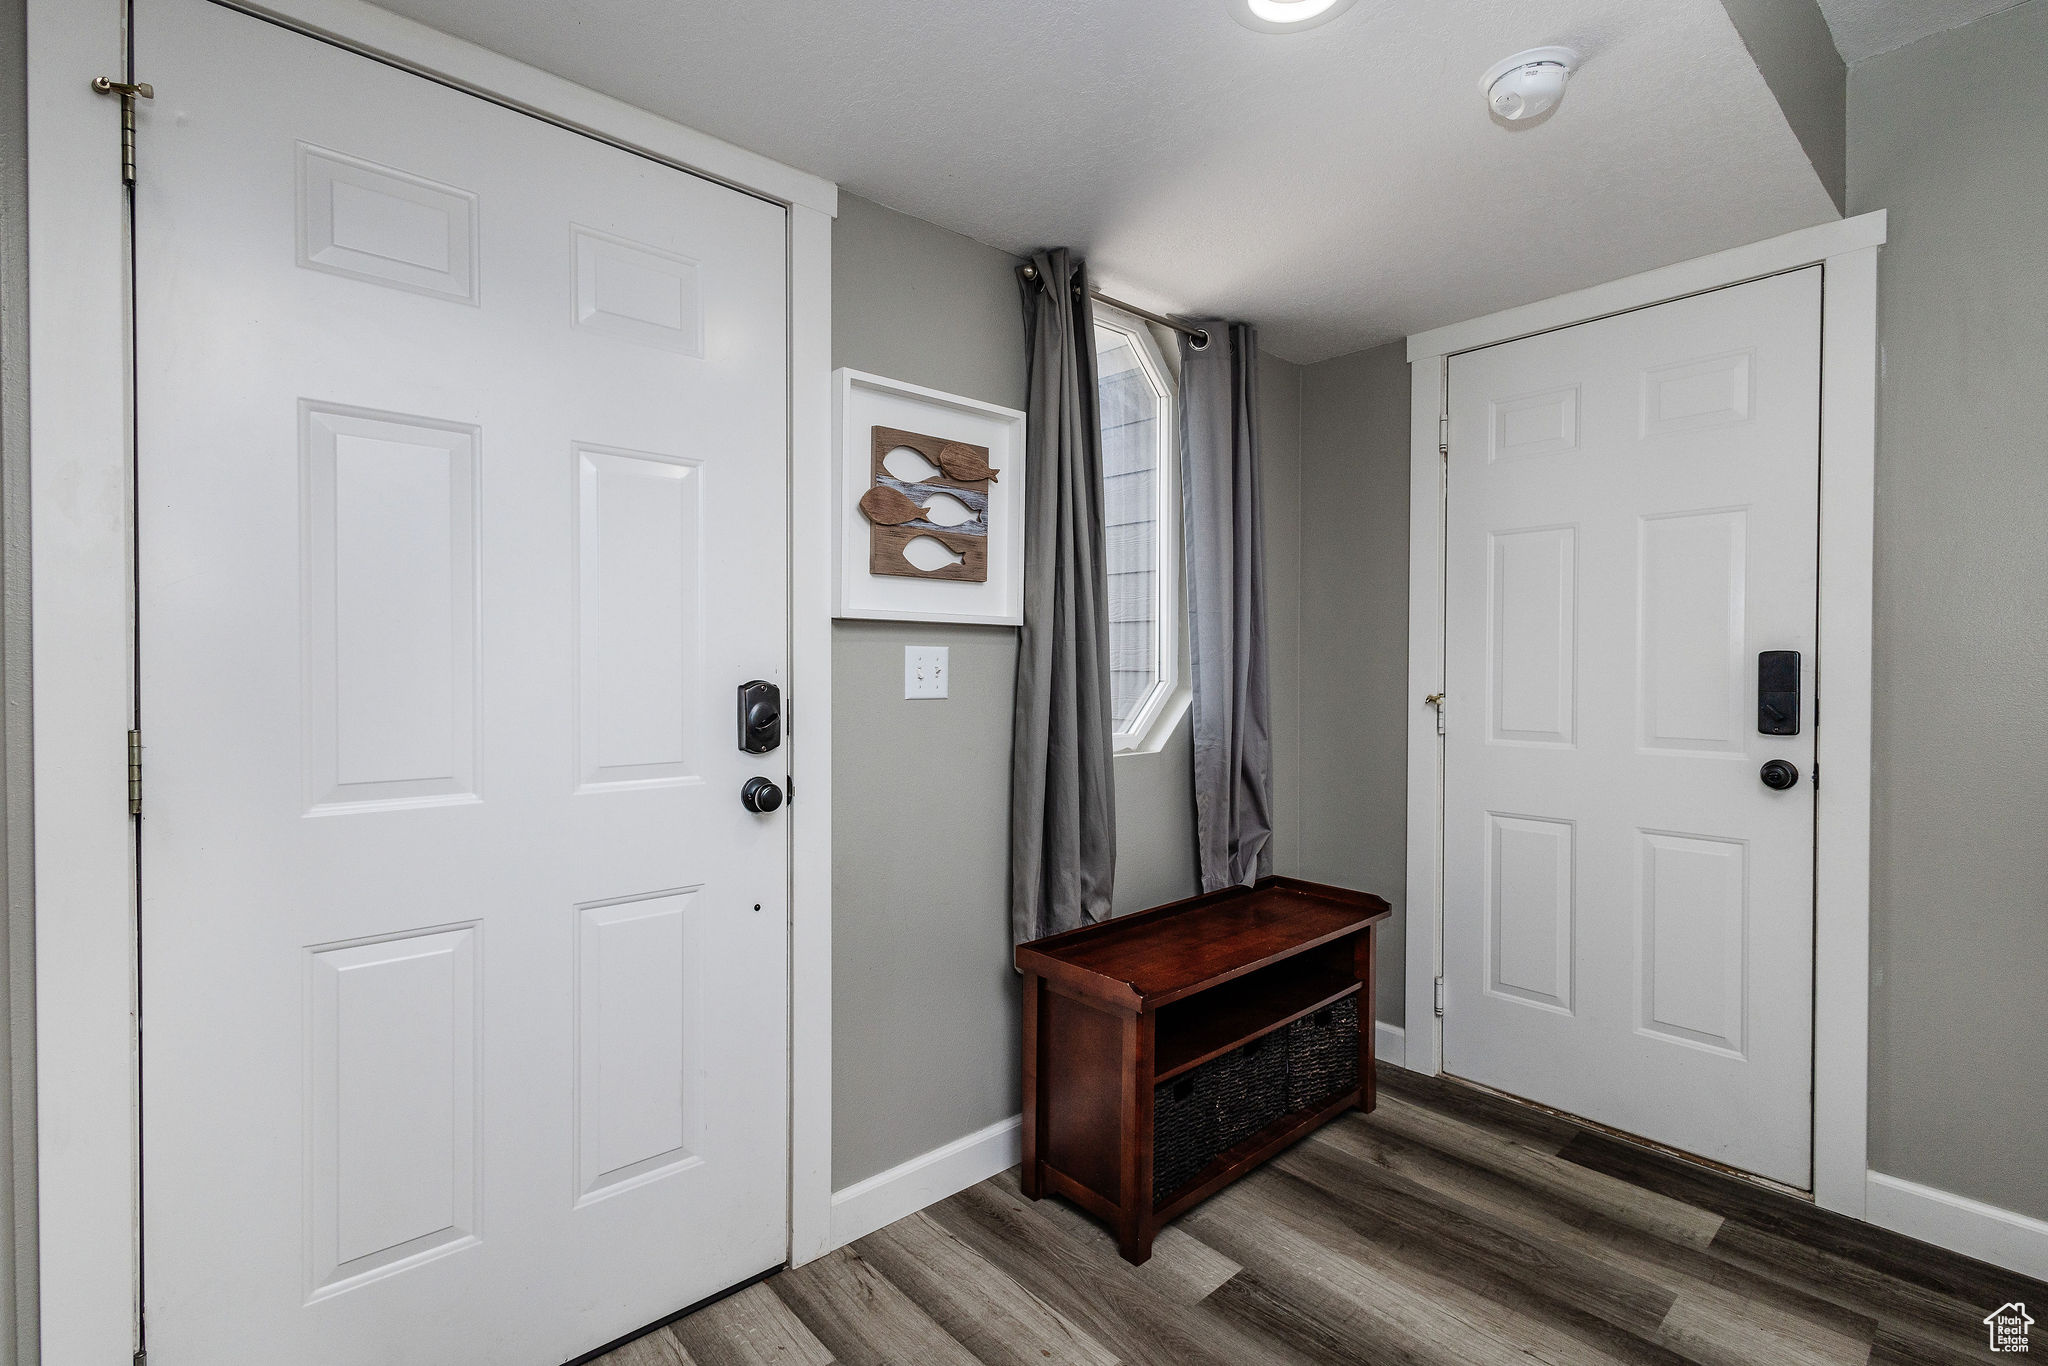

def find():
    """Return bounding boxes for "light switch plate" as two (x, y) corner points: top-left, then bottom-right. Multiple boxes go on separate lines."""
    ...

(904, 646), (948, 699)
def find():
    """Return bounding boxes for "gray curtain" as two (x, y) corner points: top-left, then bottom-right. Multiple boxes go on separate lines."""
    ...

(1010, 250), (1117, 945)
(1181, 322), (1273, 890)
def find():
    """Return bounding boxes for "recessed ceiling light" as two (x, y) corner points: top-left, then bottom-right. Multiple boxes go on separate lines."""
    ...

(1229, 0), (1359, 34)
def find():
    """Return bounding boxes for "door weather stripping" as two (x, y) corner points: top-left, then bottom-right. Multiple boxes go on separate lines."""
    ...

(91, 76), (154, 184)
(127, 730), (142, 816)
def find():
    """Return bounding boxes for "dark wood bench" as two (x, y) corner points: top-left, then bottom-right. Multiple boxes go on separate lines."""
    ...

(1015, 876), (1391, 1264)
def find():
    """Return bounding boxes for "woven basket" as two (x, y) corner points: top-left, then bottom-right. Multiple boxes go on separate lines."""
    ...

(1151, 997), (1358, 1203)
(1285, 996), (1359, 1111)
(1151, 1070), (1219, 1202)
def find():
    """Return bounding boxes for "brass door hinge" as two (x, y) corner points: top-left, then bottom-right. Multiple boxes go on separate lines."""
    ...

(127, 730), (142, 815)
(1425, 692), (1446, 735)
(91, 76), (154, 184)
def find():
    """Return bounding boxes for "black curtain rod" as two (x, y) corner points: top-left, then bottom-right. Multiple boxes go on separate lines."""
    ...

(1018, 262), (1211, 348)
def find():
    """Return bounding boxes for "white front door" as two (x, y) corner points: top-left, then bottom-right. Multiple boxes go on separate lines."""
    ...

(1441, 268), (1820, 1187)
(135, 2), (792, 1360)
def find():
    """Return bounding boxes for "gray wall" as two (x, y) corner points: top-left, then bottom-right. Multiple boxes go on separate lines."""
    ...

(1297, 343), (1412, 1026)
(1849, 0), (2048, 1223)
(831, 195), (1031, 1189)
(0, 0), (35, 1355)
(1718, 0), (1847, 211)
(1262, 357), (1306, 880)
(829, 196), (1307, 1187)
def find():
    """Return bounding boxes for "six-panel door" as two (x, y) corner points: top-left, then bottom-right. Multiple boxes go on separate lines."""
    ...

(1442, 269), (1821, 1188)
(135, 1), (792, 1360)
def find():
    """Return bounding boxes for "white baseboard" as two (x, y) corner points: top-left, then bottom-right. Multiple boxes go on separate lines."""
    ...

(826, 1019), (1406, 1256)
(826, 1114), (1022, 1253)
(1375, 1020), (1406, 1070)
(1867, 1171), (2048, 1283)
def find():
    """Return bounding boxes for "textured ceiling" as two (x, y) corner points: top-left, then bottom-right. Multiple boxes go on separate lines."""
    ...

(365, 0), (1839, 363)
(1815, 0), (2024, 60)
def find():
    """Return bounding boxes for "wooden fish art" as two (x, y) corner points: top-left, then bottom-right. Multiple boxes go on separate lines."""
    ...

(858, 485), (927, 526)
(867, 424), (993, 584)
(936, 441), (1000, 484)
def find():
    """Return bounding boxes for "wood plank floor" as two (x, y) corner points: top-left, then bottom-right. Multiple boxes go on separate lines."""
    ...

(594, 1067), (2046, 1365)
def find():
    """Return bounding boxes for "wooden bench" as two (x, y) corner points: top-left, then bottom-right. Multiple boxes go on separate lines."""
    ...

(1015, 876), (1391, 1264)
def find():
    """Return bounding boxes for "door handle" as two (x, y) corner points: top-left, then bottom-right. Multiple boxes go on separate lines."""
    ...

(1759, 759), (1800, 791)
(740, 777), (784, 813)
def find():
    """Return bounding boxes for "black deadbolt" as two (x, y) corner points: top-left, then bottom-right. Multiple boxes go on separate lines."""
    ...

(1758, 650), (1801, 736)
(1760, 759), (1800, 791)
(741, 777), (784, 813)
(738, 680), (781, 754)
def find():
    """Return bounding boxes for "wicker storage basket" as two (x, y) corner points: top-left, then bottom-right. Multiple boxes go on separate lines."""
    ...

(1285, 996), (1360, 1111)
(1151, 998), (1357, 1203)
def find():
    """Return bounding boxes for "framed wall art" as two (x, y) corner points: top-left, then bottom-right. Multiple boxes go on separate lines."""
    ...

(833, 368), (1027, 625)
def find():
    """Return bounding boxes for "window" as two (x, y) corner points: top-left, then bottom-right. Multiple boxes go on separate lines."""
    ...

(1095, 306), (1187, 753)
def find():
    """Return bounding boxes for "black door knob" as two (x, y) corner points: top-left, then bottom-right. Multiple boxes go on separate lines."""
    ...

(1759, 759), (1800, 791)
(741, 777), (784, 813)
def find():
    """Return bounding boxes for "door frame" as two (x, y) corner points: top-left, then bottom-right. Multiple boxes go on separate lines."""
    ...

(26, 1), (840, 1359)
(1401, 211), (1885, 1219)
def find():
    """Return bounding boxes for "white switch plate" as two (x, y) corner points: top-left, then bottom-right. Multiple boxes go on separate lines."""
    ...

(904, 646), (948, 699)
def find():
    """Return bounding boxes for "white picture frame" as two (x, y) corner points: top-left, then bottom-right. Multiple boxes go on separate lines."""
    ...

(834, 368), (1027, 626)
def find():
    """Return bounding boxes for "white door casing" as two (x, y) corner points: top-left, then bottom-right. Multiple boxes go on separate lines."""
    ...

(1439, 269), (1821, 1188)
(29, 0), (837, 1358)
(135, 1), (790, 1359)
(1405, 215), (1882, 1217)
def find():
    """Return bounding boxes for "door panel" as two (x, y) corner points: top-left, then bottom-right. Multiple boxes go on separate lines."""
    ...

(301, 405), (482, 811)
(1486, 813), (1575, 1014)
(1443, 268), (1820, 1188)
(1487, 525), (1576, 746)
(135, 2), (791, 1361)
(1638, 508), (1748, 754)
(574, 889), (703, 1201)
(1637, 832), (1747, 1054)
(306, 924), (482, 1298)
(574, 444), (704, 790)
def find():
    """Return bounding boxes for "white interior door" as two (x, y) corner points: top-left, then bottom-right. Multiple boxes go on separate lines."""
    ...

(1441, 268), (1820, 1188)
(135, 2), (791, 1361)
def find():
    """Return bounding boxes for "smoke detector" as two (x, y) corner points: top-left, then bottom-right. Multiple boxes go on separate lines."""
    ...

(1481, 47), (1580, 123)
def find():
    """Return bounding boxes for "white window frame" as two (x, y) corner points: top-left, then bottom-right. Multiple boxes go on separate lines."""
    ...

(1094, 305), (1190, 756)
